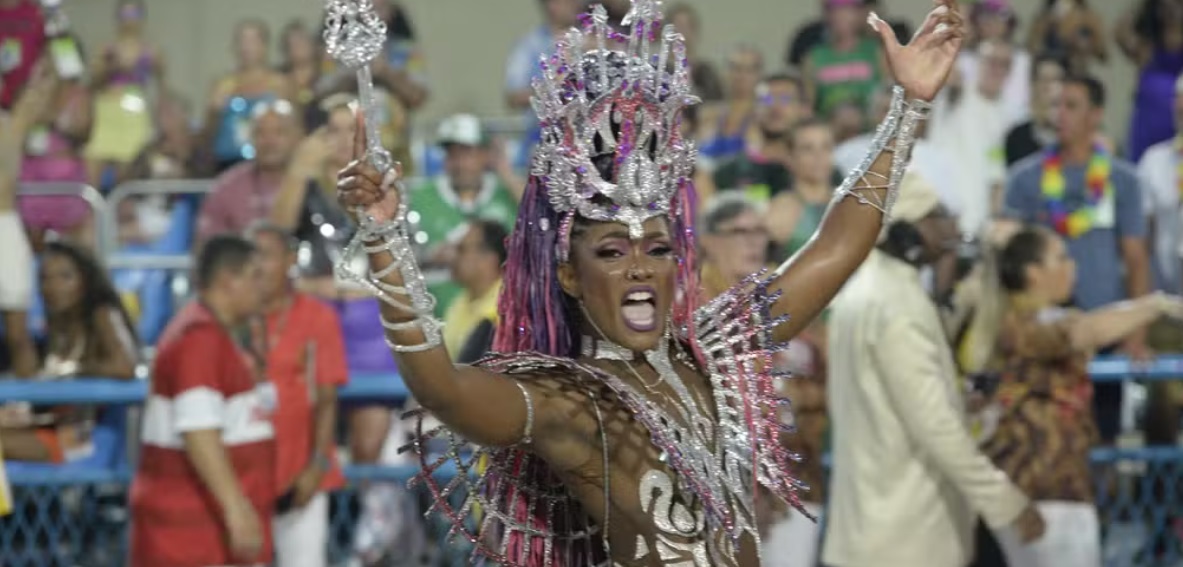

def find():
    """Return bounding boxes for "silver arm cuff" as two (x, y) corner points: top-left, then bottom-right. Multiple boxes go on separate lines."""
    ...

(514, 381), (535, 445)
(832, 85), (931, 224)
(337, 211), (444, 354)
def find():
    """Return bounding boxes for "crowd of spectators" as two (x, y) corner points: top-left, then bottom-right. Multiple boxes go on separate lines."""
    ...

(1, 0), (1183, 565)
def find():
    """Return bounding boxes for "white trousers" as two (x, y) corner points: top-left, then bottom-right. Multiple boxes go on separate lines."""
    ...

(0, 211), (32, 311)
(273, 492), (329, 567)
(762, 502), (824, 567)
(995, 501), (1101, 567)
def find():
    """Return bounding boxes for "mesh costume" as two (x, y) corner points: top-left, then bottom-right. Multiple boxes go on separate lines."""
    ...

(324, 0), (930, 564)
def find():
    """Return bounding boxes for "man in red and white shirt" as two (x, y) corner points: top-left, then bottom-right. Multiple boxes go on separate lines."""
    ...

(249, 223), (349, 567)
(131, 235), (275, 567)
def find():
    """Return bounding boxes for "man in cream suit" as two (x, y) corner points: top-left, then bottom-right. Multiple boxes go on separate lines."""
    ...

(822, 174), (1045, 567)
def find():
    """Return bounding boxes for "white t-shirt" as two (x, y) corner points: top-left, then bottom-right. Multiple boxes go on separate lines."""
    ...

(1137, 138), (1182, 292)
(957, 49), (1032, 130)
(929, 87), (1010, 235)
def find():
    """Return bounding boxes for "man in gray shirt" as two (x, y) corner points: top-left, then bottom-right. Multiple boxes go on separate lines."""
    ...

(1003, 74), (1151, 442)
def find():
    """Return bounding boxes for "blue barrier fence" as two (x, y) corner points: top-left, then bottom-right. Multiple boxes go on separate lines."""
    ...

(1, 356), (1182, 566)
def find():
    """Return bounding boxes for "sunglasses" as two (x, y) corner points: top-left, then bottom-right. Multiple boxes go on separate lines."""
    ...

(251, 99), (296, 120)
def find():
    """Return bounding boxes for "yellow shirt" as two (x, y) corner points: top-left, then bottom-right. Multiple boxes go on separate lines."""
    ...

(442, 279), (502, 360)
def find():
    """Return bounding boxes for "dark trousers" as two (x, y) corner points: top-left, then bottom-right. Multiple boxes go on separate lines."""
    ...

(969, 518), (1009, 567)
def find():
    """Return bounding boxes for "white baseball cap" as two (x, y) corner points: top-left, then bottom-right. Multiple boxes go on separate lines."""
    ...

(436, 113), (486, 147)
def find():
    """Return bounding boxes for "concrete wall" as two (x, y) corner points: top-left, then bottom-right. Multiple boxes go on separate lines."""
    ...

(66, 0), (1141, 137)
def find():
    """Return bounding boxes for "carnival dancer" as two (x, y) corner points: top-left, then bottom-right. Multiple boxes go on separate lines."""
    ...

(330, 0), (964, 564)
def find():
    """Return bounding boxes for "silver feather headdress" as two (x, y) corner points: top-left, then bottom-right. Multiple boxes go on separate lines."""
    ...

(533, 0), (700, 259)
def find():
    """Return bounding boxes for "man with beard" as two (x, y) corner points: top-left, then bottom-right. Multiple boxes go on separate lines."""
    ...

(709, 70), (813, 204)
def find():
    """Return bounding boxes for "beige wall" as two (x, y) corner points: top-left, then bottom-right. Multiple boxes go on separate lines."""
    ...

(67, 0), (1139, 138)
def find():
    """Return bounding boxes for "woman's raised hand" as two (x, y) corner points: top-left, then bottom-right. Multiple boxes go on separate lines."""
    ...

(1154, 292), (1183, 321)
(336, 111), (402, 225)
(871, 0), (966, 102)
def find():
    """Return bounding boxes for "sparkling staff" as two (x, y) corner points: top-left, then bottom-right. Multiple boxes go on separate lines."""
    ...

(322, 0), (441, 349)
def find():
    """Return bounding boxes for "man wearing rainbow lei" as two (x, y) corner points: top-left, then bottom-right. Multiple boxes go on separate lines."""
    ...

(328, 0), (964, 564)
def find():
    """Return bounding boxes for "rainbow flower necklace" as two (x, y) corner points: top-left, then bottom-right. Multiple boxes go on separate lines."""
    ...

(1040, 144), (1114, 238)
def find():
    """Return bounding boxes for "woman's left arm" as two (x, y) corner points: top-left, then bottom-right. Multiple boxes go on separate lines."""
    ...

(767, 2), (964, 344)
(82, 306), (139, 379)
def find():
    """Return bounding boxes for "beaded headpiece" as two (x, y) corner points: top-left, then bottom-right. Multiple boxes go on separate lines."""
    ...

(534, 0), (700, 260)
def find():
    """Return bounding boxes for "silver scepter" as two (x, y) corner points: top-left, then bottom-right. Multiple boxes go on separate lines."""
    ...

(321, 0), (442, 350)
(323, 0), (391, 174)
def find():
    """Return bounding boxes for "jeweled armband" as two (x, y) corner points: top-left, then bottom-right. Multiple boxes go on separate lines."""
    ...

(337, 217), (444, 353)
(833, 85), (932, 223)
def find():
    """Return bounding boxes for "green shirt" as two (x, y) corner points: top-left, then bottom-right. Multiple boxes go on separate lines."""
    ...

(712, 153), (793, 203)
(408, 174), (518, 315)
(808, 37), (882, 117)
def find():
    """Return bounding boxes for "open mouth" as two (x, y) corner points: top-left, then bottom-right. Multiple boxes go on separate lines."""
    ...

(621, 285), (657, 332)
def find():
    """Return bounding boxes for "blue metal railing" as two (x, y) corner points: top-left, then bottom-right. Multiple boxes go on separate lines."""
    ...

(1, 357), (1182, 565)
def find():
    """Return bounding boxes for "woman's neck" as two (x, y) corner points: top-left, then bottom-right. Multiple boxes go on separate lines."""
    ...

(1010, 290), (1052, 312)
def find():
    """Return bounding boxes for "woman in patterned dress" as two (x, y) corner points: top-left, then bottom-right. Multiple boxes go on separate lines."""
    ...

(983, 225), (1183, 567)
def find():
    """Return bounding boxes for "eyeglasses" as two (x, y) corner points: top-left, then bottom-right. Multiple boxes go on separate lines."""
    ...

(250, 99), (296, 120)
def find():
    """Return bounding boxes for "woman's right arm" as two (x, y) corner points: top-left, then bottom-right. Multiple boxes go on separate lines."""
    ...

(1008, 294), (1178, 361)
(270, 131), (329, 231)
(1067, 294), (1178, 353)
(335, 115), (543, 449)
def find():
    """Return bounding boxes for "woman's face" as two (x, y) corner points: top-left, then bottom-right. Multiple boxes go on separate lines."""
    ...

(40, 253), (84, 314)
(1028, 234), (1076, 304)
(284, 27), (316, 65)
(788, 124), (835, 185)
(116, 1), (144, 33)
(975, 12), (1009, 41)
(560, 217), (678, 353)
(702, 209), (769, 282)
(326, 107), (357, 168)
(235, 24), (268, 67)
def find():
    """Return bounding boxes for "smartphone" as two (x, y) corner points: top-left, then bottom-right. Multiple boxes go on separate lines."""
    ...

(48, 36), (84, 80)
(274, 488), (296, 514)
